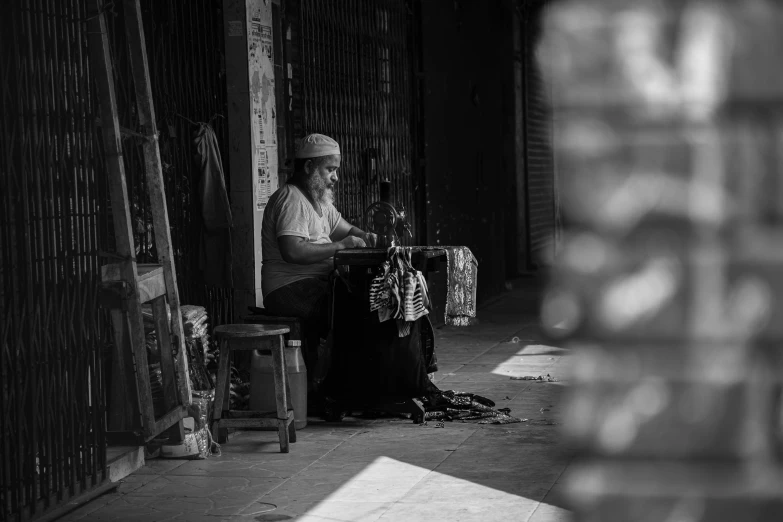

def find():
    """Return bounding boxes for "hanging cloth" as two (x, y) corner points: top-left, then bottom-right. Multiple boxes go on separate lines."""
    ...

(420, 246), (478, 326)
(370, 247), (431, 337)
(193, 123), (233, 288)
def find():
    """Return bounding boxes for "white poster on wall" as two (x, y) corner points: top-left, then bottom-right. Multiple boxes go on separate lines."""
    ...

(248, 0), (277, 212)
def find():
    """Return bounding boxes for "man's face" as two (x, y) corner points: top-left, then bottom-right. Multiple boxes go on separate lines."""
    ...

(306, 154), (341, 206)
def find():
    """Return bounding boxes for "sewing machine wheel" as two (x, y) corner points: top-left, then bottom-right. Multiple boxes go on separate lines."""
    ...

(364, 201), (397, 240)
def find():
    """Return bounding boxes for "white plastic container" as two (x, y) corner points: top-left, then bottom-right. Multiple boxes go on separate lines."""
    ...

(250, 341), (308, 430)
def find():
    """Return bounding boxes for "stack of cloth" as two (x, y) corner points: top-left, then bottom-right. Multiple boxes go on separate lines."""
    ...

(181, 305), (210, 344)
(183, 305), (250, 410)
(179, 305), (214, 392)
(369, 246), (431, 337)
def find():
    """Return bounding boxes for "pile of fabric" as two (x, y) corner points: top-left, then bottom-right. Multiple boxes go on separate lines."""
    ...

(180, 305), (214, 391)
(182, 305), (210, 340)
(177, 304), (221, 459)
(385, 246), (515, 424)
(185, 305), (251, 410)
(421, 388), (523, 425)
(369, 246), (431, 337)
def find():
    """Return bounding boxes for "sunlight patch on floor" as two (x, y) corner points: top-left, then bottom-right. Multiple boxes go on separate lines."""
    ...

(490, 344), (566, 377)
(302, 456), (535, 521)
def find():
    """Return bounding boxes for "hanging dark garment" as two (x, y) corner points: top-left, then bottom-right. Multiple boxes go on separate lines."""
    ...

(193, 123), (233, 288)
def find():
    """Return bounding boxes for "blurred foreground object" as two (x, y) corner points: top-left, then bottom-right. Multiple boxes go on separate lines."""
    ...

(539, 0), (783, 520)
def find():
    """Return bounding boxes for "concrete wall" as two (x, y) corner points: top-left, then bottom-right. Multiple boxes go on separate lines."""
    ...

(420, 0), (518, 306)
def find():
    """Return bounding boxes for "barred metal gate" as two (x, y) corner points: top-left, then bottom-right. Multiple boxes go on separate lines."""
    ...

(1, 2), (110, 519)
(297, 0), (422, 239)
(1, 0), (230, 519)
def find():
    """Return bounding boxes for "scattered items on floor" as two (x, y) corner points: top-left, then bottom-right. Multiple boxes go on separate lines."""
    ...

(529, 419), (559, 426)
(510, 336), (520, 343)
(420, 388), (524, 425)
(511, 374), (558, 382)
(479, 416), (527, 425)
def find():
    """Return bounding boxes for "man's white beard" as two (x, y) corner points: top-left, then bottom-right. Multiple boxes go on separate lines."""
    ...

(306, 173), (335, 207)
(322, 189), (334, 207)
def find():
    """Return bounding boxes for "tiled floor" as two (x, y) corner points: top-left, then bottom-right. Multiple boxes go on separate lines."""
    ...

(61, 279), (573, 522)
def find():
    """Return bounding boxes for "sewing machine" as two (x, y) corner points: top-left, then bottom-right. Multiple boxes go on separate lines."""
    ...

(363, 180), (413, 248)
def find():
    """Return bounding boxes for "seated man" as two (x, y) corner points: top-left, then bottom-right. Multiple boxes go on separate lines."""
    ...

(261, 133), (375, 387)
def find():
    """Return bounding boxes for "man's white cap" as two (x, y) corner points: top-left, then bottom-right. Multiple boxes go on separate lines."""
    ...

(295, 133), (341, 159)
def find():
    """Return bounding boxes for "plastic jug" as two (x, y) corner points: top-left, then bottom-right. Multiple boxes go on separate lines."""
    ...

(250, 341), (308, 430)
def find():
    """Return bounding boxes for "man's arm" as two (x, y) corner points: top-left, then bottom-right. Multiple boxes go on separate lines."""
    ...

(278, 234), (365, 265)
(330, 217), (375, 244)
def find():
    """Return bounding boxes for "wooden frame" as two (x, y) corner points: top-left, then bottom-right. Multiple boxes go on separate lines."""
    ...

(89, 0), (190, 442)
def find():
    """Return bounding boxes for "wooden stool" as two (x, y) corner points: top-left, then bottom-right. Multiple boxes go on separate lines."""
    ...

(211, 324), (296, 453)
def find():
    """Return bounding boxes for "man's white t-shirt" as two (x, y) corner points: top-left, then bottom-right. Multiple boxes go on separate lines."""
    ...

(261, 183), (342, 298)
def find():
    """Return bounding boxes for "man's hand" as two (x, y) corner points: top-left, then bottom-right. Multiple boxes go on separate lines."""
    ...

(364, 232), (378, 248)
(340, 235), (366, 249)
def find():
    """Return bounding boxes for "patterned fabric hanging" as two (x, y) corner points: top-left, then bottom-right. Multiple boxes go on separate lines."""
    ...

(419, 246), (478, 326)
(370, 247), (431, 337)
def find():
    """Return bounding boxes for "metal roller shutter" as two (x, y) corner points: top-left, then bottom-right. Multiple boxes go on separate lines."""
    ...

(523, 0), (556, 266)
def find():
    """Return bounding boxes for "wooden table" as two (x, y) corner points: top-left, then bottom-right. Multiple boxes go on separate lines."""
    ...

(323, 247), (446, 422)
